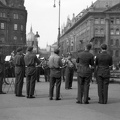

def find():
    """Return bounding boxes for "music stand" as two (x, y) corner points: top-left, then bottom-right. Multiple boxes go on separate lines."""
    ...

(3, 56), (15, 93)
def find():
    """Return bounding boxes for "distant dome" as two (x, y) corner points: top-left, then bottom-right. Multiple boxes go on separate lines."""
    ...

(26, 26), (35, 42)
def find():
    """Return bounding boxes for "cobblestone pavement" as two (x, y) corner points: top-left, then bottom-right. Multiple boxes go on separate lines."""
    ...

(0, 77), (120, 120)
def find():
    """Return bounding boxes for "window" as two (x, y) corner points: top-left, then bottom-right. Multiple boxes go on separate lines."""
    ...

(100, 28), (104, 34)
(13, 14), (18, 19)
(13, 36), (17, 41)
(116, 28), (120, 35)
(110, 18), (115, 24)
(14, 24), (18, 30)
(0, 23), (5, 29)
(115, 50), (119, 57)
(115, 39), (119, 46)
(95, 18), (99, 24)
(110, 28), (115, 35)
(95, 28), (99, 34)
(21, 25), (23, 31)
(0, 12), (6, 17)
(100, 18), (105, 24)
(0, 13), (2, 17)
(110, 39), (113, 45)
(116, 18), (120, 24)
(2, 13), (6, 18)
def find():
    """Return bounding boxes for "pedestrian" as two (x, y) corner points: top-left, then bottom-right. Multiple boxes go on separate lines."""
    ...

(95, 44), (113, 104)
(76, 44), (94, 104)
(24, 46), (40, 98)
(0, 49), (6, 94)
(61, 54), (67, 82)
(36, 55), (41, 82)
(65, 53), (75, 89)
(48, 48), (62, 100)
(14, 47), (25, 97)
(42, 58), (50, 82)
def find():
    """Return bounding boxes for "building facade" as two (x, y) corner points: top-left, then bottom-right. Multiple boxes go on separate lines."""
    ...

(60, 0), (120, 64)
(0, 0), (27, 55)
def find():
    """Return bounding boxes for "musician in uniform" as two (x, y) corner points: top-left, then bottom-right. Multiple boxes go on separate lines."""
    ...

(14, 47), (25, 97)
(76, 44), (94, 104)
(0, 49), (6, 94)
(24, 46), (40, 98)
(65, 53), (75, 89)
(95, 44), (113, 104)
(48, 48), (62, 100)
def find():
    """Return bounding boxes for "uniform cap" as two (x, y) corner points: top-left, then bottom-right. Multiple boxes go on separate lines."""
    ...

(27, 46), (33, 52)
(101, 44), (107, 50)
(16, 47), (23, 52)
(54, 48), (60, 54)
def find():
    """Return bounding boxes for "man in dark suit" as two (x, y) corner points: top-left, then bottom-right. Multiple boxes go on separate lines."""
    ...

(95, 44), (113, 104)
(76, 44), (94, 104)
(0, 49), (6, 94)
(14, 47), (25, 97)
(24, 46), (40, 98)
(48, 48), (62, 100)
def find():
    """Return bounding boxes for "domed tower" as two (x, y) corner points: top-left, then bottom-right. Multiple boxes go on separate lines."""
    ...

(26, 26), (35, 46)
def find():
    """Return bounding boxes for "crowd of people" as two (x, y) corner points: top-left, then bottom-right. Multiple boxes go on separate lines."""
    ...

(0, 43), (113, 104)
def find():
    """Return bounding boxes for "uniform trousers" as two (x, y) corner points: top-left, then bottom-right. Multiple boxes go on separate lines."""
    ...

(77, 74), (91, 103)
(97, 76), (109, 104)
(49, 76), (61, 99)
(65, 67), (74, 89)
(26, 71), (36, 96)
(15, 67), (24, 96)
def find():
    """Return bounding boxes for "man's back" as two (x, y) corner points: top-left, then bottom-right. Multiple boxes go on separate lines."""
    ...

(76, 51), (94, 77)
(49, 53), (62, 78)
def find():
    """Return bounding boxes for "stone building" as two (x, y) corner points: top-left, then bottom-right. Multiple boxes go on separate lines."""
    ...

(0, 0), (27, 55)
(60, 0), (120, 64)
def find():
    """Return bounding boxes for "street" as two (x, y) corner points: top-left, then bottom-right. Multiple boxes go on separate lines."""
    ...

(0, 77), (120, 120)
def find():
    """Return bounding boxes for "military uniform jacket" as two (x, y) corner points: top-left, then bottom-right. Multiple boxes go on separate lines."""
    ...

(14, 53), (25, 74)
(76, 50), (94, 77)
(48, 53), (62, 78)
(24, 52), (40, 75)
(96, 51), (113, 78)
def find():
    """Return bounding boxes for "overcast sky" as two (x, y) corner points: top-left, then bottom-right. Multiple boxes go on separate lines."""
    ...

(24, 0), (96, 48)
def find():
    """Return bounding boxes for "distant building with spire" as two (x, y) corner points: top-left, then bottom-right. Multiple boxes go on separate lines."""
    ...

(26, 26), (39, 53)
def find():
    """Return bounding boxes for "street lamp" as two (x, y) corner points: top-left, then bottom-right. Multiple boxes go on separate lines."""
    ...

(35, 31), (40, 53)
(53, 0), (61, 48)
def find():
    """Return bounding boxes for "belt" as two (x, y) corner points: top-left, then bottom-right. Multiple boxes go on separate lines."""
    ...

(16, 65), (24, 67)
(27, 65), (35, 67)
(50, 68), (60, 70)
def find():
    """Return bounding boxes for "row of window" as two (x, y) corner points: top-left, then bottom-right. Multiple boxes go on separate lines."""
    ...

(110, 50), (120, 58)
(110, 39), (120, 46)
(0, 12), (23, 19)
(0, 23), (24, 31)
(0, 36), (24, 43)
(95, 18), (120, 25)
(111, 28), (120, 35)
(95, 27), (120, 35)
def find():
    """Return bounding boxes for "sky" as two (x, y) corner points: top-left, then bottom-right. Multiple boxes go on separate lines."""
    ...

(24, 0), (96, 49)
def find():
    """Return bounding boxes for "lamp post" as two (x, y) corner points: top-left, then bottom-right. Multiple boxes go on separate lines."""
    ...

(53, 0), (61, 48)
(35, 31), (40, 54)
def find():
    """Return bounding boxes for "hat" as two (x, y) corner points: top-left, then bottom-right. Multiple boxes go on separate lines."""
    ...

(54, 48), (60, 54)
(101, 44), (107, 50)
(16, 47), (23, 52)
(27, 46), (33, 52)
